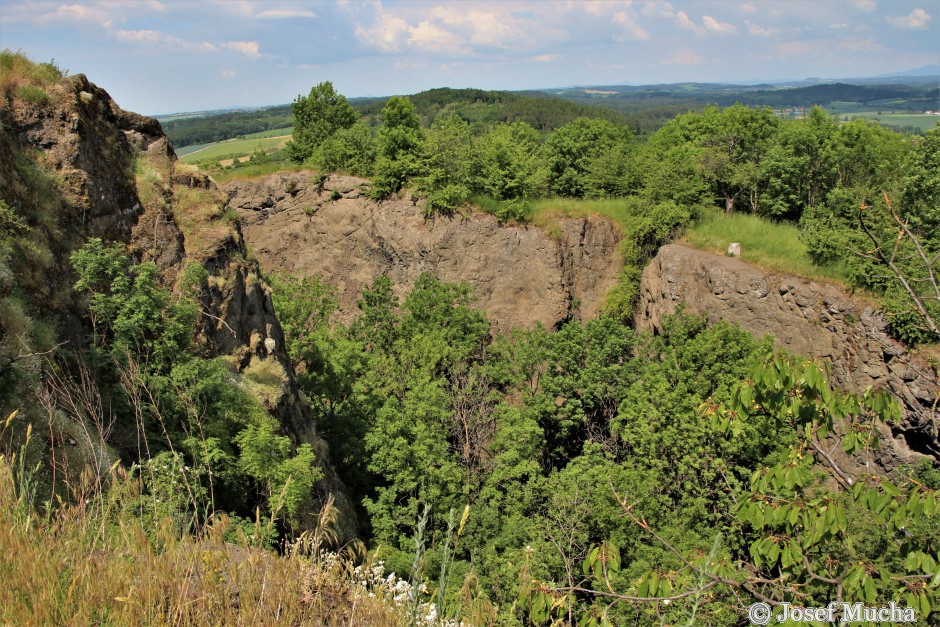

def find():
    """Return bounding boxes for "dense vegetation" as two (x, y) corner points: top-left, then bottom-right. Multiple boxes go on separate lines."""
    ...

(282, 82), (939, 342)
(263, 271), (938, 624)
(2, 54), (938, 625)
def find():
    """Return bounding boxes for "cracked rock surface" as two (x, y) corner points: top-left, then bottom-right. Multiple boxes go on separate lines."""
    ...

(636, 244), (939, 465)
(226, 171), (623, 333)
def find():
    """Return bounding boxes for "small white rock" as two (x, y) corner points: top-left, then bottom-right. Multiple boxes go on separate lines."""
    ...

(727, 242), (742, 257)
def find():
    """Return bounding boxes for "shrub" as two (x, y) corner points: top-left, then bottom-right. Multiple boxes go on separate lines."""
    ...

(14, 85), (48, 105)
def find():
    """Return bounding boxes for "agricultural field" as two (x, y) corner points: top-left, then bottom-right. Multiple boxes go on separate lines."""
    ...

(849, 112), (939, 133)
(178, 130), (291, 164)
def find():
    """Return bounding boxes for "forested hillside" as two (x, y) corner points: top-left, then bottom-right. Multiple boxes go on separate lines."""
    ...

(1, 53), (938, 625)
(164, 77), (938, 151)
(161, 104), (292, 147)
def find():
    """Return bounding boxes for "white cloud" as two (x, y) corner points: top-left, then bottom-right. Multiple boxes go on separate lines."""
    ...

(885, 8), (931, 30)
(4, 0), (167, 27)
(676, 10), (705, 34)
(114, 29), (218, 53)
(829, 22), (849, 30)
(641, 1), (675, 18)
(660, 49), (705, 65)
(575, 0), (625, 17)
(851, 0), (877, 12)
(613, 11), (651, 40)
(675, 11), (736, 35)
(220, 69), (237, 79)
(355, 11), (410, 52)
(256, 9), (317, 19)
(409, 19), (462, 54)
(740, 3), (758, 13)
(702, 15), (737, 34)
(533, 53), (560, 62)
(353, 2), (542, 55)
(745, 20), (772, 36)
(223, 41), (261, 58)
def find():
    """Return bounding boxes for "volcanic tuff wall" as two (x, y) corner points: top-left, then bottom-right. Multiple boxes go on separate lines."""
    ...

(0, 73), (355, 539)
(635, 244), (939, 465)
(225, 172), (623, 332)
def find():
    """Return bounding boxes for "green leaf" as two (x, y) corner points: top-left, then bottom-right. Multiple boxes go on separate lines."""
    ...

(862, 576), (877, 603)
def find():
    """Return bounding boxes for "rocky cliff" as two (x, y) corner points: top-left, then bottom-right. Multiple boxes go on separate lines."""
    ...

(636, 244), (939, 465)
(0, 70), (354, 538)
(225, 172), (623, 332)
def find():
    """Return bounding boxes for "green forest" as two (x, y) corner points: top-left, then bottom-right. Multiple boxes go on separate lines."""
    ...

(1, 54), (939, 625)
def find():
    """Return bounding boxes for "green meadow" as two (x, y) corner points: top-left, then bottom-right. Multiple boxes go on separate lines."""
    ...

(179, 132), (291, 163)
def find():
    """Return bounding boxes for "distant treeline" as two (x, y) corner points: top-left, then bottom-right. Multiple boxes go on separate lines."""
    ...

(163, 88), (637, 148)
(351, 87), (632, 130)
(162, 105), (293, 147)
(162, 81), (938, 148)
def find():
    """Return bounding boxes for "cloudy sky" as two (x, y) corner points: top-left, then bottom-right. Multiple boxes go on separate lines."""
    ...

(1, 0), (937, 115)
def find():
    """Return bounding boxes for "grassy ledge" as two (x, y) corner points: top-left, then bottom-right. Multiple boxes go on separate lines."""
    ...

(682, 207), (851, 284)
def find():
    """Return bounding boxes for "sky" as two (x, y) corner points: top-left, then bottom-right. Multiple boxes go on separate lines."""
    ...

(0, 0), (937, 115)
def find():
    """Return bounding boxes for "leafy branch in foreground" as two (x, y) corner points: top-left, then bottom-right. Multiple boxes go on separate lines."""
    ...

(526, 352), (938, 625)
(855, 192), (939, 343)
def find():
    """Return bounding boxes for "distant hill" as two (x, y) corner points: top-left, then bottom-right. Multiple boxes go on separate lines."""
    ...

(546, 81), (937, 115)
(161, 75), (939, 148)
(352, 87), (631, 130)
(162, 89), (633, 148)
(162, 105), (292, 147)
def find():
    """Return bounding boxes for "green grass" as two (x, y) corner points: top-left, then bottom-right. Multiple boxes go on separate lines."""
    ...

(683, 207), (849, 283)
(520, 196), (853, 284)
(238, 126), (294, 140)
(528, 197), (643, 230)
(174, 142), (213, 157)
(851, 113), (939, 134)
(179, 134), (291, 164)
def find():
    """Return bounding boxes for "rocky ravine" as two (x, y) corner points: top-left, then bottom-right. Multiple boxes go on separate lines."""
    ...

(225, 172), (623, 332)
(636, 244), (939, 465)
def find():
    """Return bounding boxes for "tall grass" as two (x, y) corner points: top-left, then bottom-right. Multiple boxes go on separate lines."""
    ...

(0, 50), (66, 96)
(682, 207), (850, 283)
(0, 446), (405, 624)
(528, 197), (642, 231)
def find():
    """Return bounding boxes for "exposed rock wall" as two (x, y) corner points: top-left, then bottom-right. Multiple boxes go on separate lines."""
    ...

(226, 172), (623, 332)
(0, 72), (355, 539)
(635, 244), (939, 463)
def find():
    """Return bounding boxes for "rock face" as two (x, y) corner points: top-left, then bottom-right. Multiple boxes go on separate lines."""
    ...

(636, 244), (939, 463)
(0, 71), (355, 539)
(226, 172), (623, 332)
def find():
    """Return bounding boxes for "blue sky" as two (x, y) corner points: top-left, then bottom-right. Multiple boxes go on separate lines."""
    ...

(1, 0), (937, 115)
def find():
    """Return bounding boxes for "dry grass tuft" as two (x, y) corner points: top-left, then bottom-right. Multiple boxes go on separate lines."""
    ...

(0, 50), (66, 99)
(0, 453), (404, 625)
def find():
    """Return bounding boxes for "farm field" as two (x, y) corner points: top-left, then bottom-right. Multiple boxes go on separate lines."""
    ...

(179, 132), (291, 163)
(849, 112), (939, 133)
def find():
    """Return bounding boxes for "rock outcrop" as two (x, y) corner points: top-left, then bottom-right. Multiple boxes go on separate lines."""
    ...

(636, 244), (939, 464)
(225, 172), (623, 332)
(0, 70), (355, 539)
